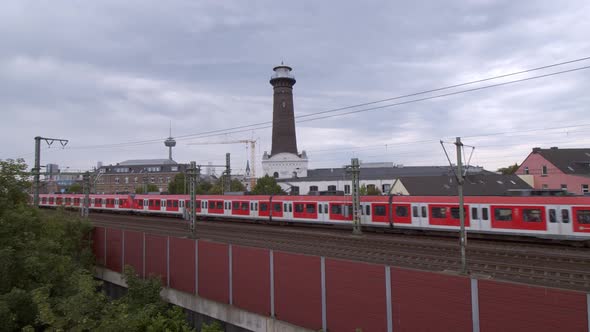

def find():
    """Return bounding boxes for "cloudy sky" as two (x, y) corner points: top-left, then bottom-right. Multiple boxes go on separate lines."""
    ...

(2, 0), (590, 175)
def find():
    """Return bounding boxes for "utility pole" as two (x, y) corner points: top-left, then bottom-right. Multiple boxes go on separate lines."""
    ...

(33, 136), (68, 207)
(33, 137), (41, 207)
(455, 137), (467, 274)
(349, 158), (362, 235)
(188, 161), (198, 236)
(81, 172), (90, 218)
(224, 153), (231, 194)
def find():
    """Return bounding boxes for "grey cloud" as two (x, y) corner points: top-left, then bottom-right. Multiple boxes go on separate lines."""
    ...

(1, 0), (589, 173)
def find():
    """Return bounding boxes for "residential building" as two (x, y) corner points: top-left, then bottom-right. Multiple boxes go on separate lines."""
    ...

(517, 147), (590, 195)
(94, 159), (187, 194)
(276, 162), (511, 195)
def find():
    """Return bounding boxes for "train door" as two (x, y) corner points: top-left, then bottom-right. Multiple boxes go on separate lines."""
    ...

(283, 202), (293, 220)
(178, 200), (184, 216)
(411, 203), (428, 227)
(249, 201), (258, 219)
(201, 200), (207, 215)
(547, 206), (570, 236)
(361, 204), (371, 225)
(225, 201), (231, 216)
(469, 204), (484, 231)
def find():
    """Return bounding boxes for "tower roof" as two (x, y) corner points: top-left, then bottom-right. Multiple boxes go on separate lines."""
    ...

(270, 63), (296, 83)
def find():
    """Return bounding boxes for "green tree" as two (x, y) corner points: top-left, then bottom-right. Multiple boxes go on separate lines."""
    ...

(209, 177), (246, 194)
(497, 163), (519, 175)
(0, 159), (30, 211)
(0, 161), (193, 330)
(251, 175), (285, 195)
(359, 184), (382, 196)
(367, 186), (382, 196)
(196, 181), (213, 194)
(168, 173), (186, 194)
(67, 182), (82, 193)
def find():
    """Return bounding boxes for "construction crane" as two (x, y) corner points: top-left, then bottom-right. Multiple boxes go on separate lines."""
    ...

(187, 140), (257, 190)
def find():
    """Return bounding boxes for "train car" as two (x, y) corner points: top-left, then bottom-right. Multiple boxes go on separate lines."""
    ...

(37, 193), (590, 241)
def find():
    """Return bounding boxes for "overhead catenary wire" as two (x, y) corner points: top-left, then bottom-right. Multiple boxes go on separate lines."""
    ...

(58, 57), (590, 151)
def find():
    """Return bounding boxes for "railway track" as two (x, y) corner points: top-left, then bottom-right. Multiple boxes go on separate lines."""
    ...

(89, 213), (590, 292)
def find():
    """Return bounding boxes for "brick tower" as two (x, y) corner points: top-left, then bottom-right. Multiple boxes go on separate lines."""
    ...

(270, 64), (298, 156)
(262, 64), (308, 181)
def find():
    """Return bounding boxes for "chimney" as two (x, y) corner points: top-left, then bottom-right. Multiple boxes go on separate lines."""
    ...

(550, 146), (558, 150)
(532, 147), (541, 153)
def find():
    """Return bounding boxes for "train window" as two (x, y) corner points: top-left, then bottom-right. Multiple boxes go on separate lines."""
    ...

(522, 209), (542, 222)
(254, 203), (258, 211)
(576, 210), (590, 224)
(284, 204), (288, 212)
(274, 203), (282, 212)
(331, 204), (342, 215)
(202, 201), (206, 208)
(412, 206), (418, 217)
(375, 206), (386, 216)
(431, 207), (447, 219)
(209, 201), (215, 209)
(471, 207), (478, 219)
(421, 206), (427, 218)
(319, 204), (323, 214)
(162, 200), (166, 208)
(173, 201), (178, 208)
(295, 204), (304, 213)
(289, 204), (292, 212)
(549, 209), (557, 223)
(260, 203), (268, 211)
(138, 200), (143, 207)
(494, 208), (512, 221)
(450, 208), (467, 220)
(562, 209), (570, 223)
(241, 202), (249, 210)
(216, 202), (223, 209)
(396, 206), (408, 217)
(306, 204), (316, 214)
(149, 200), (153, 207)
(250, 202), (254, 210)
(155, 200), (160, 207)
(482, 208), (489, 220)
(366, 205), (370, 216)
(233, 202), (240, 210)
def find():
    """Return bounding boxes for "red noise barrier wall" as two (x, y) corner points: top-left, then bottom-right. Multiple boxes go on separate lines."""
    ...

(94, 227), (590, 332)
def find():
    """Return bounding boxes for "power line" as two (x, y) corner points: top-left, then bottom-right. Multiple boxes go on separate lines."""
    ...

(62, 57), (590, 150)
(295, 65), (590, 123)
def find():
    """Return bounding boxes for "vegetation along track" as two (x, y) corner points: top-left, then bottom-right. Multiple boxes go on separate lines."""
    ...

(89, 213), (590, 292)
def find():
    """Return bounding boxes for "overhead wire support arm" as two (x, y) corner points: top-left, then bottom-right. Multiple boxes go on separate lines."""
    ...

(33, 136), (69, 207)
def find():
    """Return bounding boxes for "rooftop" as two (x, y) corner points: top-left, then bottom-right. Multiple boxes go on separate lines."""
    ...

(118, 159), (178, 166)
(278, 165), (492, 182)
(532, 147), (590, 175)
(397, 174), (531, 196)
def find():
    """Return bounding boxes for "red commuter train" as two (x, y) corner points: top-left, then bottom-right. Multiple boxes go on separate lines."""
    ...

(39, 193), (590, 242)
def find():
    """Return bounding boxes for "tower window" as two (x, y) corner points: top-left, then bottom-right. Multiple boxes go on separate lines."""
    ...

(282, 101), (286, 108)
(273, 172), (279, 178)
